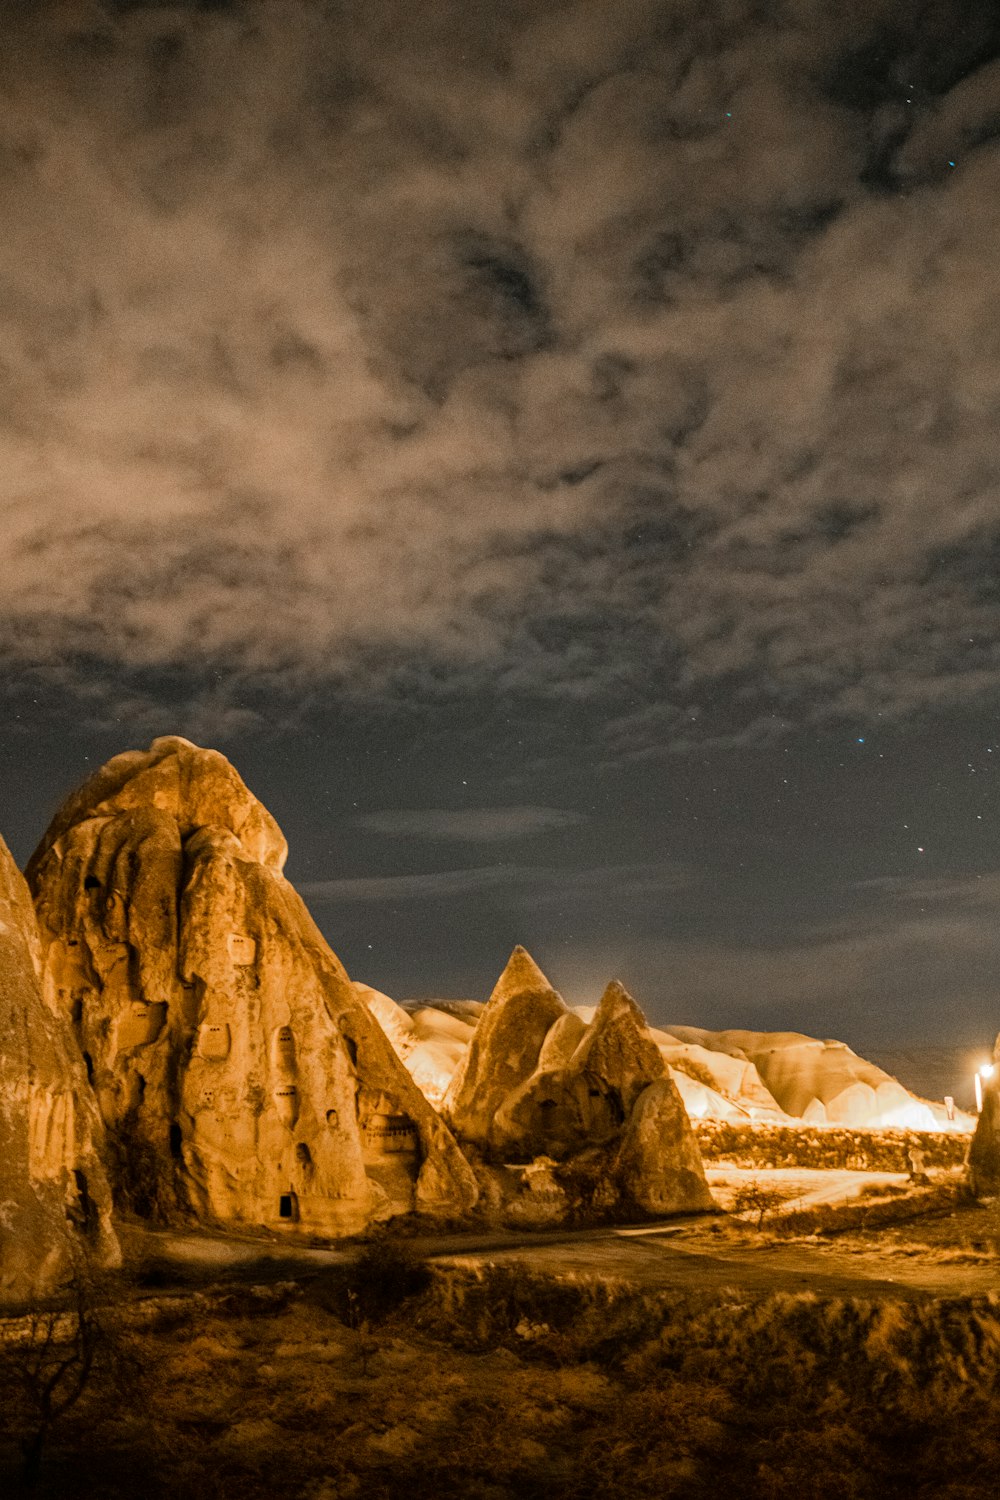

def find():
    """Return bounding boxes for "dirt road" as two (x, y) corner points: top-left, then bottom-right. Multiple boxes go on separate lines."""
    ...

(129, 1195), (999, 1303)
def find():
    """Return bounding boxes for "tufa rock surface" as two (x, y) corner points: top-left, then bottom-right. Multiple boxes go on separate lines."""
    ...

(443, 946), (566, 1150)
(669, 1026), (962, 1130)
(28, 736), (477, 1235)
(491, 980), (669, 1160)
(0, 836), (119, 1304)
(968, 1034), (1000, 1197)
(435, 957), (713, 1223)
(610, 1078), (715, 1216)
(352, 983), (475, 1110)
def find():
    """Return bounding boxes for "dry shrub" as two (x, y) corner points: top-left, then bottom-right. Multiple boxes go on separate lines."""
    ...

(304, 1238), (431, 1326)
(0, 1263), (144, 1494)
(9, 1261), (1000, 1500)
(729, 1178), (788, 1227)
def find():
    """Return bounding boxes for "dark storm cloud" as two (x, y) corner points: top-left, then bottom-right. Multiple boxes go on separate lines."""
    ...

(4, 0), (1000, 745)
(353, 805), (587, 841)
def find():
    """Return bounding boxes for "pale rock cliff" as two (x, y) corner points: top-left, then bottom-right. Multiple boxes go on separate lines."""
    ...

(0, 836), (118, 1304)
(352, 984), (475, 1109)
(28, 737), (476, 1235)
(669, 1026), (965, 1130)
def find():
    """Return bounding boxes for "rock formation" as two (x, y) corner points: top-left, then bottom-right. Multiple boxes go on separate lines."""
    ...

(0, 835), (118, 1304)
(443, 946), (567, 1149)
(491, 980), (668, 1160)
(669, 1026), (966, 1130)
(28, 736), (477, 1236)
(354, 983), (476, 1109)
(967, 1036), (1000, 1196)
(651, 1030), (789, 1123)
(612, 1078), (714, 1216)
(439, 953), (713, 1221)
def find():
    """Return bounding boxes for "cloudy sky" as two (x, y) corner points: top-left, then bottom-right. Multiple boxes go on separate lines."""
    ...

(4, 0), (1000, 1070)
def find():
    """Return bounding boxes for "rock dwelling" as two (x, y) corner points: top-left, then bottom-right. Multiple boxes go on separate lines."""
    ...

(26, 736), (476, 1238)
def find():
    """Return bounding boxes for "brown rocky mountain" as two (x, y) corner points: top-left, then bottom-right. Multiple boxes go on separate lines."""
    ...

(27, 736), (477, 1236)
(0, 836), (118, 1304)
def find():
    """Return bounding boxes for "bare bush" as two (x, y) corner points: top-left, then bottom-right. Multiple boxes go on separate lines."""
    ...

(0, 1259), (136, 1492)
(730, 1179), (788, 1229)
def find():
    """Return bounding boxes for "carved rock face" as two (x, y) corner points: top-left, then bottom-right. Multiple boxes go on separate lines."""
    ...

(0, 837), (119, 1304)
(29, 737), (477, 1235)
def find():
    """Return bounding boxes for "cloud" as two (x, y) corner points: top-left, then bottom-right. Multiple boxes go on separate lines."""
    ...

(352, 804), (586, 841)
(3, 1), (1000, 747)
(299, 865), (515, 903)
(299, 858), (689, 904)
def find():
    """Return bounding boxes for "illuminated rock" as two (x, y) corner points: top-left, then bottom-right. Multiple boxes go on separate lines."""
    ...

(28, 736), (477, 1235)
(369, 983), (964, 1133)
(668, 1025), (967, 1130)
(612, 1078), (715, 1215)
(438, 966), (713, 1222)
(0, 836), (118, 1304)
(354, 983), (474, 1109)
(491, 981), (668, 1159)
(652, 1029), (788, 1123)
(443, 946), (567, 1149)
(968, 1038), (1000, 1196)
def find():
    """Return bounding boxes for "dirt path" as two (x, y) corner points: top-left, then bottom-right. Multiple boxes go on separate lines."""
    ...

(124, 1202), (1000, 1303)
(438, 1225), (998, 1300)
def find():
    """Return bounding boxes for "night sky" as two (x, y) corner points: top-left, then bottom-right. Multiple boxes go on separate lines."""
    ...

(3, 0), (1000, 1061)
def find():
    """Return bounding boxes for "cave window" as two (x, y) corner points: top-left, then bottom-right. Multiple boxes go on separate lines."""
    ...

(82, 1050), (94, 1083)
(326, 1109), (339, 1129)
(279, 1192), (298, 1221)
(344, 1036), (358, 1067)
(73, 1169), (97, 1236)
(136, 1073), (146, 1104)
(71, 998), (83, 1026)
(169, 1122), (182, 1159)
(84, 875), (100, 891)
